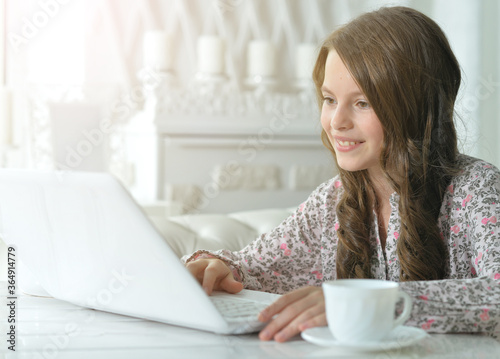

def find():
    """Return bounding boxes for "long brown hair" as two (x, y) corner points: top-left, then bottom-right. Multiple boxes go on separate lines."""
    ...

(313, 6), (461, 281)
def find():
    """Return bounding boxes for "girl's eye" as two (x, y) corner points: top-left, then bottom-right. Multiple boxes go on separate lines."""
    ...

(322, 97), (336, 105)
(357, 100), (371, 109)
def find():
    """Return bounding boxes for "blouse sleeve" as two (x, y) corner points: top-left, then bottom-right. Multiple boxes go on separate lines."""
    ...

(399, 164), (500, 339)
(182, 178), (338, 294)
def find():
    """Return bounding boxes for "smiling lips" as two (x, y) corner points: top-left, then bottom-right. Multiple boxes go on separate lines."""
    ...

(334, 138), (364, 152)
(337, 140), (359, 146)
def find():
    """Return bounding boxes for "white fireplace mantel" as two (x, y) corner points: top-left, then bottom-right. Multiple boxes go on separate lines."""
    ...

(120, 75), (335, 215)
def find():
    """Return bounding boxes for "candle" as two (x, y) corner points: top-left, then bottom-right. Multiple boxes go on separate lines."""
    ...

(296, 43), (318, 80)
(143, 31), (175, 71)
(197, 35), (225, 75)
(247, 40), (276, 78)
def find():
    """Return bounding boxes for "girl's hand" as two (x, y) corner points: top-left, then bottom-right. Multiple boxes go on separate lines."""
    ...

(185, 258), (243, 295)
(258, 286), (326, 342)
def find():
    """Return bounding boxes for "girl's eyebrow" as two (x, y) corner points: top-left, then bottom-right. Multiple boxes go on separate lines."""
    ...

(321, 84), (365, 97)
(320, 85), (332, 93)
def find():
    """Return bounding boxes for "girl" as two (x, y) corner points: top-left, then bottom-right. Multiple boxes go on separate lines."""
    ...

(185, 6), (500, 342)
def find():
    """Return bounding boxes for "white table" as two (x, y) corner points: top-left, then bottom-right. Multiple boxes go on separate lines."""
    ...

(2, 289), (500, 359)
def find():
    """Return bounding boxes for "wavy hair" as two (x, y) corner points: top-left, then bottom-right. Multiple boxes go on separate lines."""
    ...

(313, 6), (461, 281)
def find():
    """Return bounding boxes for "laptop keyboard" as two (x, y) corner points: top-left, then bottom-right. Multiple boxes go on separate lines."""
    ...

(210, 296), (270, 321)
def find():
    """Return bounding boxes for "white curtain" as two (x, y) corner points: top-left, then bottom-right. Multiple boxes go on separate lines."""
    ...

(5, 0), (500, 166)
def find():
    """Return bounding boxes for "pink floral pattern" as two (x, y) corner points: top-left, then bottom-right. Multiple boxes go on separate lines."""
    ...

(184, 155), (500, 339)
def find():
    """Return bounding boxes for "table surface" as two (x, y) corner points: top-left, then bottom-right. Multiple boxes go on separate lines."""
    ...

(2, 289), (500, 359)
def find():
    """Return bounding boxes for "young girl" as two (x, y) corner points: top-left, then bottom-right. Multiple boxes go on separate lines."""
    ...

(184, 6), (500, 342)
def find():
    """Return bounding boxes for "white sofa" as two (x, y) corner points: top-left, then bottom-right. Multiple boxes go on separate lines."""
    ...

(0, 206), (295, 297)
(0, 206), (295, 281)
(145, 207), (295, 258)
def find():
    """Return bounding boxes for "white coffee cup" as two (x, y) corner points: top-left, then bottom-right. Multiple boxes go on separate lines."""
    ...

(322, 279), (412, 343)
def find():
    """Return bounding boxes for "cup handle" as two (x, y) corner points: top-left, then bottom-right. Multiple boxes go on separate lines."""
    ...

(393, 291), (412, 328)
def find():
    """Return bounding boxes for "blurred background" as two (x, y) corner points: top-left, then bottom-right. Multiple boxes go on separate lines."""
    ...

(1, 0), (499, 215)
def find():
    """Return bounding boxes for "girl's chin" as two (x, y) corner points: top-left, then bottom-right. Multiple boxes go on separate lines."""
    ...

(335, 159), (379, 173)
(335, 160), (361, 172)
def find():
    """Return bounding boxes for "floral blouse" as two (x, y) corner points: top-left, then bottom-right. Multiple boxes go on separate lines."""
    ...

(184, 154), (500, 338)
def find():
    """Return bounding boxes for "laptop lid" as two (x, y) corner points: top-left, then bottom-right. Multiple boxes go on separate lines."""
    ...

(0, 169), (230, 333)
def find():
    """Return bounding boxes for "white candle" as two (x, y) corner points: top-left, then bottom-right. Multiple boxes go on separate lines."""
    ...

(197, 35), (225, 75)
(143, 31), (175, 71)
(0, 86), (12, 146)
(296, 43), (318, 80)
(247, 40), (275, 77)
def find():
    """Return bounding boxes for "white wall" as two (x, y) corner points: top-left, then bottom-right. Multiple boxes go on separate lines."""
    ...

(5, 0), (499, 172)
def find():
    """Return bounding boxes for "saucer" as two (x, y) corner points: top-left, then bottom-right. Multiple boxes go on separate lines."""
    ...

(301, 326), (427, 351)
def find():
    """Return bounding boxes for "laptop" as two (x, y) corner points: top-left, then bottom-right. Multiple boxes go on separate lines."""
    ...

(0, 169), (280, 334)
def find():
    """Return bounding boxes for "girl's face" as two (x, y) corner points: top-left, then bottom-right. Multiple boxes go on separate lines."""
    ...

(320, 50), (384, 176)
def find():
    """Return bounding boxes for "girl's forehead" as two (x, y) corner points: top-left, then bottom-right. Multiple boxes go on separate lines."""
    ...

(324, 51), (354, 80)
(323, 50), (362, 95)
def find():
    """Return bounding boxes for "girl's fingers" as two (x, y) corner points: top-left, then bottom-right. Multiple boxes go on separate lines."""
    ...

(259, 300), (323, 341)
(259, 286), (314, 322)
(201, 262), (221, 295)
(220, 274), (244, 294)
(185, 259), (209, 282)
(259, 286), (325, 342)
(298, 312), (327, 331)
(187, 259), (242, 295)
(274, 303), (327, 342)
